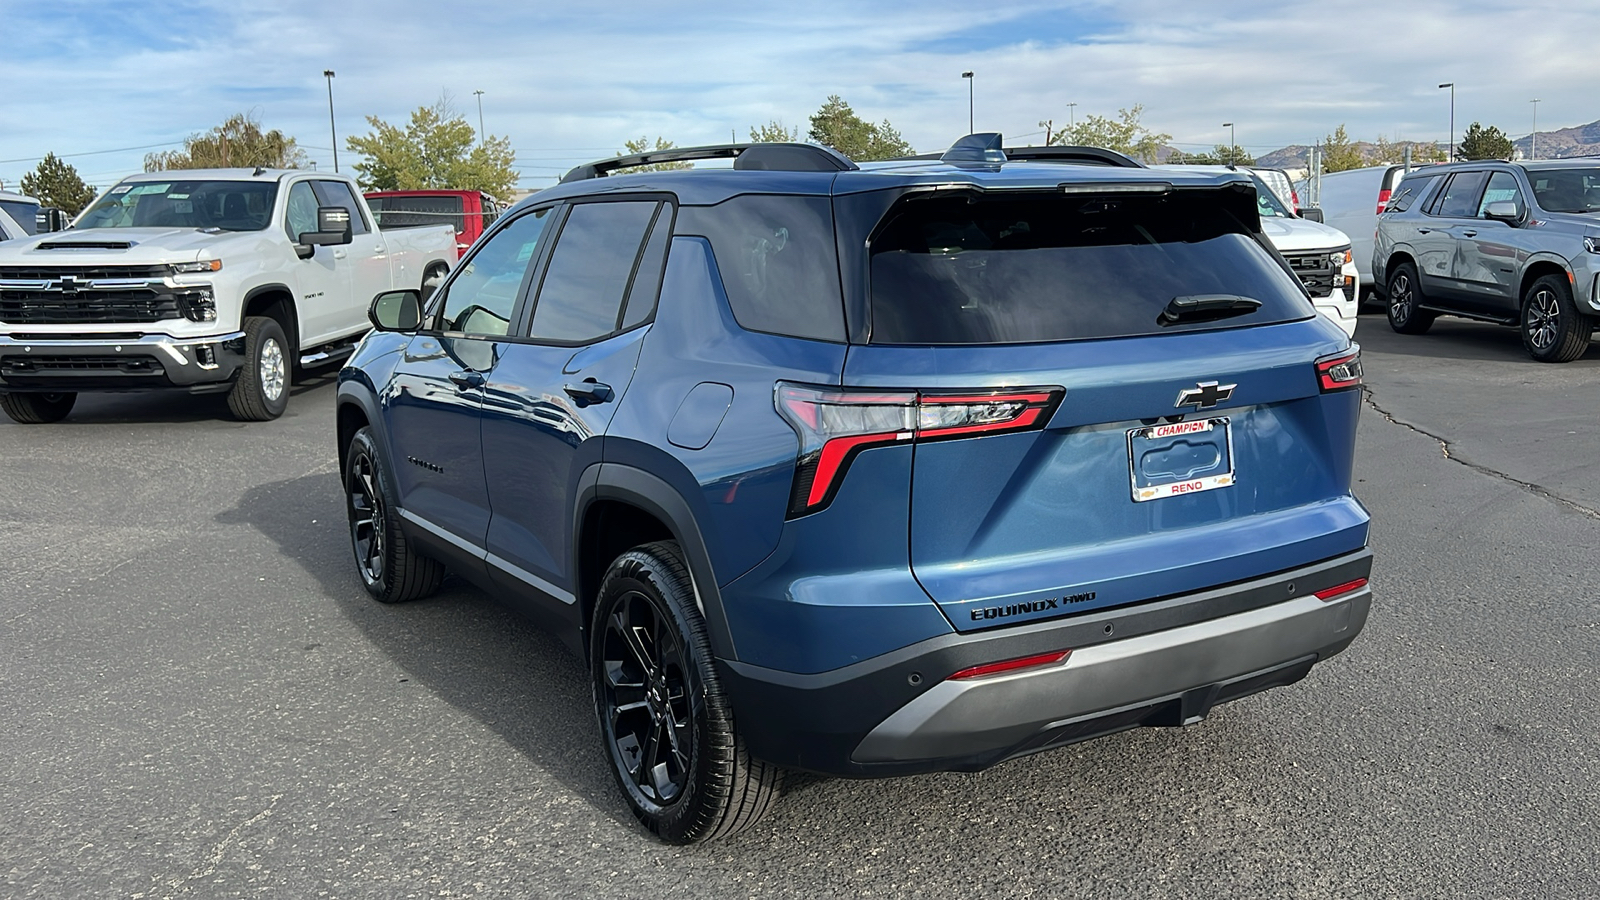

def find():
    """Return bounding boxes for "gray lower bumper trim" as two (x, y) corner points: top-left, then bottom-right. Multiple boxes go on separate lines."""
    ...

(0, 332), (246, 387)
(852, 587), (1370, 763)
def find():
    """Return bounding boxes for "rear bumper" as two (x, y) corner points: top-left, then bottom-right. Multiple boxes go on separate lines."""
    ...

(720, 548), (1372, 777)
(0, 332), (246, 393)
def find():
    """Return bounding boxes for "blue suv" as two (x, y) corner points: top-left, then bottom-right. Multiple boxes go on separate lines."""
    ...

(336, 135), (1373, 843)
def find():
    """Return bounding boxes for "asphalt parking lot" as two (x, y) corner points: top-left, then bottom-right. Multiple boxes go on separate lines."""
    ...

(3, 312), (1597, 899)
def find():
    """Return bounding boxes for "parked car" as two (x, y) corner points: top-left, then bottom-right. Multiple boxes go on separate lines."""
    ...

(365, 189), (503, 257)
(1374, 159), (1600, 362)
(338, 134), (1372, 843)
(1296, 165), (1416, 299)
(0, 190), (42, 236)
(0, 169), (457, 423)
(1166, 166), (1359, 336)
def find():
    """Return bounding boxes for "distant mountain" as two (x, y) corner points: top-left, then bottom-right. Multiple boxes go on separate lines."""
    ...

(1513, 119), (1600, 159)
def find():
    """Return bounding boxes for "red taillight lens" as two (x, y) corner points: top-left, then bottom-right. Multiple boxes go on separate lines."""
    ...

(776, 383), (1062, 517)
(1314, 577), (1368, 601)
(948, 649), (1071, 681)
(1316, 345), (1362, 392)
(1291, 188), (1301, 210)
(1376, 188), (1392, 214)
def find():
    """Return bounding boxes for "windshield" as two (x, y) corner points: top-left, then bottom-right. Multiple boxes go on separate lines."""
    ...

(76, 180), (279, 231)
(1250, 175), (1291, 218)
(868, 190), (1312, 345)
(1529, 168), (1600, 213)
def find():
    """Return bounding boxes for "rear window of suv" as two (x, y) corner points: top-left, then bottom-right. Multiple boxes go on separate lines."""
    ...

(866, 190), (1313, 345)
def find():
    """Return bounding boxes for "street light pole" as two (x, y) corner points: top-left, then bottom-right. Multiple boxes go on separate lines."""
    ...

(474, 89), (486, 146)
(1067, 102), (1077, 129)
(961, 71), (974, 134)
(323, 69), (339, 173)
(1438, 82), (1455, 161)
(1530, 98), (1541, 160)
(1222, 122), (1235, 164)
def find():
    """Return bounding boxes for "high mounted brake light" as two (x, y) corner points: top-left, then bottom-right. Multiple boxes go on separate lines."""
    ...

(1316, 344), (1363, 392)
(775, 383), (1063, 517)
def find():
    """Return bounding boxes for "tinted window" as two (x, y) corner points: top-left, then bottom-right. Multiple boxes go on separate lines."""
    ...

(1387, 174), (1439, 213)
(285, 182), (319, 242)
(311, 180), (370, 234)
(367, 195), (464, 234)
(620, 206), (673, 330)
(1529, 167), (1600, 213)
(529, 201), (658, 342)
(437, 208), (550, 335)
(676, 195), (845, 342)
(77, 180), (277, 231)
(0, 199), (37, 235)
(868, 191), (1312, 345)
(1477, 171), (1523, 216)
(1432, 171), (1489, 218)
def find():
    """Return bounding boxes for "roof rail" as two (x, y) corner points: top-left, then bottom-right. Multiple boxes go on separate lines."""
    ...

(1002, 145), (1144, 168)
(560, 142), (858, 183)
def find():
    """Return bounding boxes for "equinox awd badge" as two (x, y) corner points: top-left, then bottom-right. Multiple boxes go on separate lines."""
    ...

(1175, 380), (1236, 411)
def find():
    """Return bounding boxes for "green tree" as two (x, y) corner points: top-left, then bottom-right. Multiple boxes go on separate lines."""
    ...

(19, 153), (97, 215)
(145, 112), (306, 171)
(1318, 124), (1365, 173)
(1168, 144), (1255, 166)
(749, 121), (800, 143)
(1459, 122), (1515, 161)
(807, 95), (912, 161)
(1051, 105), (1171, 163)
(346, 101), (517, 198)
(616, 136), (694, 172)
(1370, 135), (1400, 165)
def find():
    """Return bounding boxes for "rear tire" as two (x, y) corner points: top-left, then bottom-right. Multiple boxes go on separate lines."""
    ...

(1521, 274), (1594, 363)
(591, 541), (782, 844)
(422, 265), (448, 304)
(344, 426), (444, 603)
(227, 316), (291, 421)
(1386, 262), (1435, 335)
(0, 391), (77, 424)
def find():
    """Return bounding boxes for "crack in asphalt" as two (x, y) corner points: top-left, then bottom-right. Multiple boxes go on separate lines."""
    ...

(1362, 386), (1600, 520)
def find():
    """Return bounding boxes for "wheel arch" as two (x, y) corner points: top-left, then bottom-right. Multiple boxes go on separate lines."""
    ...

(1383, 249), (1418, 284)
(242, 284), (300, 353)
(1519, 259), (1572, 306)
(334, 382), (398, 499)
(574, 463), (738, 663)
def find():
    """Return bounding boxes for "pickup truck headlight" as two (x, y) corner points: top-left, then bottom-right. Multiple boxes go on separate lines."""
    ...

(1331, 248), (1353, 267)
(171, 260), (223, 274)
(1584, 236), (1600, 254)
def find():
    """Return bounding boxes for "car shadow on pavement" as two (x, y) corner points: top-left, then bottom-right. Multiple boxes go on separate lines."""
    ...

(1355, 312), (1600, 364)
(215, 471), (641, 832)
(39, 368), (342, 425)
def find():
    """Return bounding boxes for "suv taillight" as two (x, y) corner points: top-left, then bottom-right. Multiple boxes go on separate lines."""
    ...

(775, 383), (1063, 517)
(1376, 188), (1392, 214)
(1316, 345), (1363, 392)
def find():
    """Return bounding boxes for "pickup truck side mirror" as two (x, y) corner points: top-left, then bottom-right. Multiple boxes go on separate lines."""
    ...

(1484, 200), (1521, 225)
(299, 206), (354, 247)
(370, 290), (422, 332)
(1299, 207), (1325, 223)
(35, 208), (69, 233)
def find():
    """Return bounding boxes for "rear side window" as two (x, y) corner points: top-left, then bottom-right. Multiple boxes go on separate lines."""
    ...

(528, 200), (658, 343)
(675, 196), (845, 342)
(1387, 174), (1439, 213)
(867, 190), (1313, 345)
(1429, 171), (1489, 218)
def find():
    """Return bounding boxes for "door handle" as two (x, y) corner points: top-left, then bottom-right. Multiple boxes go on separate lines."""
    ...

(448, 370), (485, 390)
(334, 249), (348, 259)
(1460, 230), (1478, 238)
(1417, 228), (1432, 234)
(563, 378), (614, 404)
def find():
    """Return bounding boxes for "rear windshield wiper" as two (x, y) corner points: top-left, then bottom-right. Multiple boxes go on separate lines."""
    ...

(1158, 294), (1263, 326)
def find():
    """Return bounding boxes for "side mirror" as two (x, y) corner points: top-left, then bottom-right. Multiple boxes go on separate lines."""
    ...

(35, 207), (69, 233)
(1484, 200), (1521, 224)
(299, 206), (354, 246)
(370, 290), (422, 332)
(1299, 207), (1325, 223)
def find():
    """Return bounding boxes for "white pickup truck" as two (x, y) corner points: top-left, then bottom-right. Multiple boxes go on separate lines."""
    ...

(0, 169), (457, 423)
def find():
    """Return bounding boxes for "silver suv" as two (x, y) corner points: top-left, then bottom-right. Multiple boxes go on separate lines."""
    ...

(1373, 160), (1600, 362)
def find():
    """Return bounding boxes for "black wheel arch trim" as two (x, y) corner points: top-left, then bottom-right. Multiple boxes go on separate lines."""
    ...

(334, 381), (401, 505)
(576, 461), (739, 663)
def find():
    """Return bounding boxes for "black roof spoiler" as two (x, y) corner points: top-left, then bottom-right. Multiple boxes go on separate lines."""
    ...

(892, 136), (1144, 169)
(561, 142), (858, 183)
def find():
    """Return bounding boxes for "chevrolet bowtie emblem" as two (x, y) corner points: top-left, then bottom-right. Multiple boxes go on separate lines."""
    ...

(1176, 381), (1235, 410)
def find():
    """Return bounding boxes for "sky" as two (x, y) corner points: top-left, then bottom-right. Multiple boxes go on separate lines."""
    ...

(2, 0), (1593, 194)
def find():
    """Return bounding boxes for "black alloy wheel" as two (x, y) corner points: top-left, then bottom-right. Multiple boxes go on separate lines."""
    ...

(590, 542), (781, 843)
(1521, 273), (1595, 363)
(1386, 263), (1435, 335)
(343, 426), (444, 603)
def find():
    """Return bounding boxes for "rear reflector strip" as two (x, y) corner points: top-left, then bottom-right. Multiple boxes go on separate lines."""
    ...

(948, 649), (1072, 681)
(1314, 577), (1368, 601)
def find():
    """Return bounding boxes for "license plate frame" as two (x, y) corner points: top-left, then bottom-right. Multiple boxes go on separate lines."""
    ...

(1127, 416), (1235, 502)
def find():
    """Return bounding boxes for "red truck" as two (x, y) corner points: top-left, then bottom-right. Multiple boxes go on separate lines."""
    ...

(363, 189), (504, 256)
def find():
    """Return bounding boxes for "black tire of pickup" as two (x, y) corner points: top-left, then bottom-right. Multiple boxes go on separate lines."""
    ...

(344, 426), (444, 604)
(227, 316), (291, 421)
(0, 391), (77, 424)
(1521, 274), (1595, 363)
